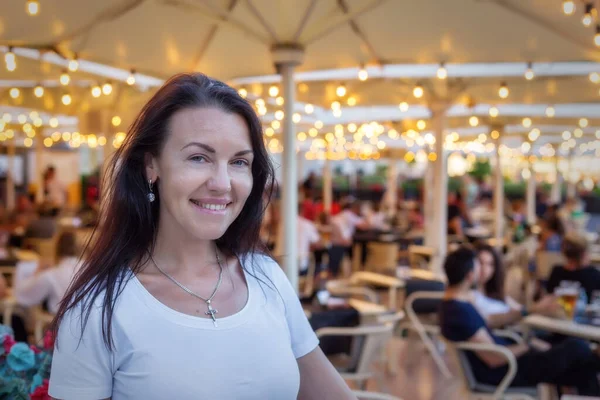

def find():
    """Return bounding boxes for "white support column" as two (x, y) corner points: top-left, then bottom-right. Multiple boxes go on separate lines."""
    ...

(424, 161), (434, 247)
(6, 138), (15, 211)
(550, 152), (561, 205)
(273, 45), (304, 292)
(323, 150), (332, 213)
(526, 163), (536, 226)
(493, 126), (504, 249)
(429, 103), (448, 272)
(566, 151), (576, 199)
(385, 159), (398, 214)
(35, 136), (44, 204)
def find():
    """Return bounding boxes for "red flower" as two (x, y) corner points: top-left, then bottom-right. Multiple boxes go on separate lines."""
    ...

(30, 379), (50, 400)
(43, 330), (54, 351)
(30, 345), (42, 354)
(3, 335), (15, 354)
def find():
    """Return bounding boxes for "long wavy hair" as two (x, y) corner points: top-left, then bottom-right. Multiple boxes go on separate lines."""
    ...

(475, 243), (505, 301)
(51, 73), (275, 349)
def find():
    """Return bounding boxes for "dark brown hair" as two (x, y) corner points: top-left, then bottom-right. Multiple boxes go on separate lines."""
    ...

(562, 235), (588, 263)
(476, 243), (505, 301)
(56, 232), (78, 260)
(51, 73), (275, 349)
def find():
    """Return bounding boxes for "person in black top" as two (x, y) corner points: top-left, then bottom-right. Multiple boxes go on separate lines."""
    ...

(547, 234), (600, 302)
(440, 247), (600, 396)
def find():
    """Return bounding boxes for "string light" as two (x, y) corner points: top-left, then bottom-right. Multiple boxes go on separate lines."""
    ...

(413, 83), (424, 98)
(44, 137), (53, 147)
(491, 130), (500, 140)
(25, 0), (40, 16)
(292, 113), (301, 123)
(102, 82), (113, 95)
(91, 84), (102, 98)
(417, 120), (427, 130)
(61, 93), (72, 105)
(545, 106), (556, 118)
(68, 56), (79, 72)
(268, 85), (279, 97)
(399, 102), (409, 112)
(522, 117), (532, 128)
(358, 66), (368, 81)
(469, 116), (479, 127)
(563, 0), (575, 15)
(498, 82), (509, 99)
(336, 83), (347, 97)
(33, 84), (44, 98)
(437, 63), (447, 80)
(274, 110), (284, 121)
(60, 70), (70, 86)
(347, 96), (357, 106)
(24, 138), (33, 147)
(331, 101), (341, 110)
(595, 26), (600, 47)
(9, 88), (20, 99)
(304, 104), (314, 114)
(524, 63), (535, 80)
(579, 118), (589, 128)
(5, 47), (16, 72)
(275, 96), (284, 106)
(489, 106), (499, 118)
(112, 116), (122, 127)
(98, 136), (107, 146)
(582, 2), (595, 27)
(126, 69), (136, 86)
(238, 88), (247, 98)
(49, 117), (59, 128)
(17, 114), (26, 124)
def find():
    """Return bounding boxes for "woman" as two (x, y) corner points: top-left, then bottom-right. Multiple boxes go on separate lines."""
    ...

(474, 244), (558, 329)
(538, 215), (564, 252)
(15, 232), (81, 314)
(49, 74), (354, 399)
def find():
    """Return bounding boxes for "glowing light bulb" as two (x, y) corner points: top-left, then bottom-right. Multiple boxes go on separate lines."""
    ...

(347, 96), (357, 106)
(413, 84), (424, 98)
(26, 0), (39, 16)
(579, 118), (589, 128)
(33, 84), (44, 98)
(9, 88), (20, 99)
(68, 57), (79, 72)
(525, 63), (535, 80)
(91, 85), (102, 98)
(275, 96), (284, 106)
(336, 84), (347, 97)
(522, 117), (532, 128)
(358, 67), (368, 81)
(44, 137), (53, 147)
(274, 110), (284, 121)
(304, 104), (314, 114)
(498, 82), (509, 99)
(489, 106), (499, 118)
(24, 138), (33, 147)
(292, 113), (301, 123)
(331, 101), (340, 110)
(112, 116), (122, 127)
(545, 106), (555, 118)
(583, 3), (594, 27)
(4, 47), (16, 71)
(437, 64), (447, 80)
(49, 117), (59, 128)
(60, 70), (70, 86)
(590, 72), (600, 83)
(238, 88), (247, 98)
(469, 116), (479, 127)
(127, 70), (136, 86)
(268, 85), (279, 97)
(595, 26), (600, 46)
(102, 82), (113, 95)
(399, 102), (409, 112)
(563, 0), (575, 15)
(61, 94), (72, 105)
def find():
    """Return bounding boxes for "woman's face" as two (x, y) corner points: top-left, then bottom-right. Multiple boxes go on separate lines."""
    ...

(478, 250), (495, 285)
(146, 107), (254, 241)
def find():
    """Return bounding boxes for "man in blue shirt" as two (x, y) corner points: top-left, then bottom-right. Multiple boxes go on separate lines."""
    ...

(440, 247), (600, 396)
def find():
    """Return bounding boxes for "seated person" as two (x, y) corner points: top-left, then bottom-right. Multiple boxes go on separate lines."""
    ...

(538, 215), (564, 252)
(440, 247), (600, 396)
(328, 199), (368, 276)
(297, 204), (320, 276)
(547, 234), (600, 303)
(14, 232), (81, 314)
(474, 244), (558, 329)
(364, 202), (387, 230)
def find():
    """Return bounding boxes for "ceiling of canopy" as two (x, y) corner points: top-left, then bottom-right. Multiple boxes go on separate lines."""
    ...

(0, 0), (599, 156)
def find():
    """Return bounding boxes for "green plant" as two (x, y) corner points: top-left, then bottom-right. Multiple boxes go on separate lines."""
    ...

(469, 158), (492, 181)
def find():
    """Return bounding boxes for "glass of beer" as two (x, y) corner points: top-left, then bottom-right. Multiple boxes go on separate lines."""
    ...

(555, 281), (580, 320)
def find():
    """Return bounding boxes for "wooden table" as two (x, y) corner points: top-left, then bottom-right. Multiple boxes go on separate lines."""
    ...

(350, 271), (405, 310)
(347, 298), (388, 316)
(523, 314), (600, 341)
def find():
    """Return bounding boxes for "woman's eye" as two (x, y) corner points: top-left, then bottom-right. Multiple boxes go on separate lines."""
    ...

(190, 155), (207, 162)
(232, 159), (249, 167)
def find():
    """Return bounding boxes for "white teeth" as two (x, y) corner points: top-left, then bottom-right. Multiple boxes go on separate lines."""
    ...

(194, 202), (227, 211)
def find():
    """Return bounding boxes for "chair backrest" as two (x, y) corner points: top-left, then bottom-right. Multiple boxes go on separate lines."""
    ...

(23, 237), (57, 265)
(325, 280), (380, 303)
(408, 245), (436, 269)
(535, 251), (567, 280)
(299, 255), (317, 298)
(444, 339), (478, 390)
(365, 242), (398, 273)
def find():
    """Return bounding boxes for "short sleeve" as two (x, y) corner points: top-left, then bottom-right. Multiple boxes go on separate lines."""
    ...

(441, 302), (485, 342)
(49, 299), (114, 400)
(262, 256), (319, 359)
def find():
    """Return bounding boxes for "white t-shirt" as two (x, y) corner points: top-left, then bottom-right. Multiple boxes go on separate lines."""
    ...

(46, 177), (67, 207)
(472, 291), (521, 318)
(330, 210), (363, 243)
(297, 216), (320, 271)
(15, 256), (81, 314)
(49, 254), (319, 400)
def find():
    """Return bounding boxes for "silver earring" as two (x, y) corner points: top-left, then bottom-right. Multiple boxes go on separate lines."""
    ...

(147, 179), (156, 203)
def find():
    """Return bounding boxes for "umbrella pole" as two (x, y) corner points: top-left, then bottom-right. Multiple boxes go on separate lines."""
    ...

(429, 103), (448, 272)
(6, 137), (15, 211)
(493, 125), (504, 251)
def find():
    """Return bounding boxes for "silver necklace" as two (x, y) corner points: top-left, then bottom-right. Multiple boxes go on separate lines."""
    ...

(149, 246), (224, 327)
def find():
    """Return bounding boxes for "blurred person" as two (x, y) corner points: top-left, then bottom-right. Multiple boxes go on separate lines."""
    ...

(297, 203), (320, 275)
(0, 274), (27, 341)
(15, 232), (81, 314)
(441, 247), (600, 396)
(538, 215), (564, 252)
(547, 234), (600, 303)
(474, 244), (559, 329)
(43, 166), (67, 214)
(364, 201), (387, 230)
(328, 199), (368, 276)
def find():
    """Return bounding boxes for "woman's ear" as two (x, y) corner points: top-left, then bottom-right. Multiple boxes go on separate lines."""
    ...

(145, 152), (158, 182)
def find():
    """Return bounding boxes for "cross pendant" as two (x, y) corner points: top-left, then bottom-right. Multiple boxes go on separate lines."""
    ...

(205, 301), (218, 327)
